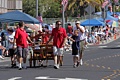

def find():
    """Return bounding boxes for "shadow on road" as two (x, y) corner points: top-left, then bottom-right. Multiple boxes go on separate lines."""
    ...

(103, 47), (120, 49)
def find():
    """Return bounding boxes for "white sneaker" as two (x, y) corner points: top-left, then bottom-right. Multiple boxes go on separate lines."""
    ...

(0, 55), (4, 60)
(80, 59), (83, 66)
(54, 64), (59, 69)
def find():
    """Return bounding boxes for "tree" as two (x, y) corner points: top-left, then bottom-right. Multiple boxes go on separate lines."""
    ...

(67, 0), (104, 17)
(23, 0), (62, 18)
(23, 0), (36, 17)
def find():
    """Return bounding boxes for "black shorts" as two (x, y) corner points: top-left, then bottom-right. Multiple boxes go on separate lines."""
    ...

(72, 49), (79, 55)
(9, 49), (15, 57)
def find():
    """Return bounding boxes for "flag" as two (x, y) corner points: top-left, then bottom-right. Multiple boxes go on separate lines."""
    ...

(102, 0), (109, 8)
(61, 0), (68, 11)
(114, 0), (119, 3)
(37, 14), (43, 23)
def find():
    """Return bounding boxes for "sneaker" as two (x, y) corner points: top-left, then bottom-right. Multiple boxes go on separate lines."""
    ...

(18, 66), (22, 70)
(54, 64), (59, 69)
(11, 64), (16, 68)
(18, 64), (22, 70)
(73, 64), (77, 68)
(80, 59), (83, 66)
(76, 61), (80, 67)
(18, 68), (22, 70)
(0, 55), (4, 60)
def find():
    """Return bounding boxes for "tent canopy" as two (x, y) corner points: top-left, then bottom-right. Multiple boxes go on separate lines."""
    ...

(0, 10), (40, 24)
(95, 11), (113, 16)
(98, 14), (118, 21)
(80, 19), (105, 26)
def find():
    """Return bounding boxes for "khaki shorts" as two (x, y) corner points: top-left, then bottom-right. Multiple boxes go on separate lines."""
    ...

(53, 46), (64, 56)
(79, 40), (85, 54)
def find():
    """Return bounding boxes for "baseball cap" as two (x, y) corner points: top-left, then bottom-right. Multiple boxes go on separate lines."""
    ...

(75, 21), (80, 24)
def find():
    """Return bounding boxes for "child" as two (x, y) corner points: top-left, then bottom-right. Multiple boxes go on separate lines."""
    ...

(7, 28), (16, 68)
(68, 30), (80, 68)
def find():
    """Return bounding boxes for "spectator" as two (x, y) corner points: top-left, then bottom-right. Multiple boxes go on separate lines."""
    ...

(7, 28), (16, 68)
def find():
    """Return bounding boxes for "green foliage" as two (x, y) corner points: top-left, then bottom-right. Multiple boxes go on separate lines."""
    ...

(23, 0), (61, 18)
(23, 0), (36, 17)
(23, 0), (120, 18)
(43, 2), (61, 18)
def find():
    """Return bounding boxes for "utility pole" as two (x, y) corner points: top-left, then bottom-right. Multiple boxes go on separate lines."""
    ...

(36, 0), (38, 18)
(62, 4), (65, 28)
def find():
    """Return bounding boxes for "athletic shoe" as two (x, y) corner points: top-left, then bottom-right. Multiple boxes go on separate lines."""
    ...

(73, 64), (77, 68)
(76, 61), (80, 67)
(18, 64), (22, 70)
(0, 55), (4, 60)
(80, 59), (83, 66)
(11, 64), (16, 68)
(18, 68), (22, 70)
(54, 64), (59, 69)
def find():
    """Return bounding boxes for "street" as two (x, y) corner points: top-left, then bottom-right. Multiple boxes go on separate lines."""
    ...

(0, 38), (120, 80)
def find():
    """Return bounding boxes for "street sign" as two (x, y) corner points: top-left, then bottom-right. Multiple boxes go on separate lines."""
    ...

(85, 5), (95, 14)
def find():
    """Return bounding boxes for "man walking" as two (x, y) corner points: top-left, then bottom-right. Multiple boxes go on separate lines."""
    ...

(47, 21), (67, 69)
(73, 21), (85, 66)
(14, 21), (33, 70)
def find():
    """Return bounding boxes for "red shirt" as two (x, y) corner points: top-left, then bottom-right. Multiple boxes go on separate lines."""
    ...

(67, 26), (73, 34)
(52, 27), (67, 48)
(14, 28), (28, 48)
(42, 33), (49, 44)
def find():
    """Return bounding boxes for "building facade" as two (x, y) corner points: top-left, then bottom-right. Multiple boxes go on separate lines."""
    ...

(0, 0), (22, 14)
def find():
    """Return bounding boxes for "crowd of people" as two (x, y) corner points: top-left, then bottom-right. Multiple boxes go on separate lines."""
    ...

(0, 20), (119, 70)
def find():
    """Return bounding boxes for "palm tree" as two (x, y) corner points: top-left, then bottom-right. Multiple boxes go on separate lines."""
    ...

(67, 0), (104, 17)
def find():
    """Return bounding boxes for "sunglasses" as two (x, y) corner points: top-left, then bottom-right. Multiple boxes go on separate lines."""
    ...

(57, 24), (62, 25)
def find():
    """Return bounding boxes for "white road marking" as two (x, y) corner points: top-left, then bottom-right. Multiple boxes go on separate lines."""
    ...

(35, 76), (88, 80)
(8, 77), (22, 80)
(65, 78), (88, 80)
(98, 46), (107, 48)
(35, 76), (49, 79)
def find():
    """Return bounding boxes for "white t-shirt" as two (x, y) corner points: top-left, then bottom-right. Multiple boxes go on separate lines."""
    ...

(8, 32), (15, 49)
(73, 26), (85, 40)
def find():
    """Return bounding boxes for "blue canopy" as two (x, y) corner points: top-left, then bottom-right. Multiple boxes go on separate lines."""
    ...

(0, 10), (40, 24)
(95, 11), (113, 16)
(80, 19), (105, 26)
(98, 14), (118, 21)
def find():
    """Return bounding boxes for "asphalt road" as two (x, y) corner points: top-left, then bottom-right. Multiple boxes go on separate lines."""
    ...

(0, 38), (120, 80)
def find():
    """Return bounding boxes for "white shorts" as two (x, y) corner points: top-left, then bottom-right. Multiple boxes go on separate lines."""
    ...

(53, 46), (64, 56)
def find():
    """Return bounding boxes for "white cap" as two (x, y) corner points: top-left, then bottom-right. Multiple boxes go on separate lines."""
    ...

(75, 21), (80, 24)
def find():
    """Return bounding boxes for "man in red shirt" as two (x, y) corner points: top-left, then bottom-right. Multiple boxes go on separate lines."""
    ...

(47, 21), (67, 69)
(14, 21), (33, 70)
